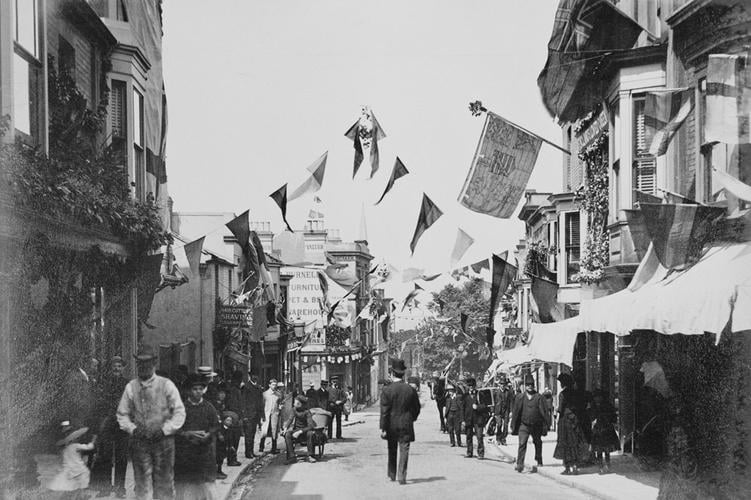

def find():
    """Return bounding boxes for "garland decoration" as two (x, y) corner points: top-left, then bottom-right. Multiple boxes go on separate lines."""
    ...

(575, 132), (609, 284)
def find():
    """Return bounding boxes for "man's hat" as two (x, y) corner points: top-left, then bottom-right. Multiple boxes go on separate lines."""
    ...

(221, 410), (240, 426)
(197, 366), (217, 378)
(309, 381), (315, 387)
(320, 379), (328, 384)
(56, 425), (89, 446)
(111, 355), (124, 365)
(407, 376), (420, 385)
(466, 377), (476, 387)
(187, 373), (208, 388)
(133, 344), (157, 361)
(446, 384), (455, 391)
(390, 358), (407, 375)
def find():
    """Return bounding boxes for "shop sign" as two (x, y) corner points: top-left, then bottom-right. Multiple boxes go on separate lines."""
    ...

(218, 305), (252, 328)
(575, 109), (608, 150)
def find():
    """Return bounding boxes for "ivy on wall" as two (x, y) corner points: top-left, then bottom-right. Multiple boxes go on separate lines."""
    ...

(575, 132), (609, 284)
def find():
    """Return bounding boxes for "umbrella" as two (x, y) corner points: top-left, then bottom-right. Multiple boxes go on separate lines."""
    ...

(640, 361), (673, 398)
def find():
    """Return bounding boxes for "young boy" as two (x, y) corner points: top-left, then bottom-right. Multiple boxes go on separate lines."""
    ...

(216, 411), (239, 478)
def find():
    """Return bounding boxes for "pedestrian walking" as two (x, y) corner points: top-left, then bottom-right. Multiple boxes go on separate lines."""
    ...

(461, 378), (489, 459)
(259, 378), (281, 454)
(174, 373), (219, 499)
(116, 344), (186, 500)
(511, 375), (550, 473)
(281, 395), (318, 464)
(553, 373), (590, 475)
(326, 378), (346, 440)
(91, 355), (129, 498)
(240, 374), (264, 459)
(431, 374), (447, 433)
(443, 384), (463, 447)
(493, 380), (514, 446)
(590, 389), (620, 474)
(380, 359), (421, 485)
(343, 385), (354, 421)
(44, 422), (97, 498)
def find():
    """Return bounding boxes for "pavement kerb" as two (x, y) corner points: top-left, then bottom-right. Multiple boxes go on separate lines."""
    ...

(486, 439), (618, 500)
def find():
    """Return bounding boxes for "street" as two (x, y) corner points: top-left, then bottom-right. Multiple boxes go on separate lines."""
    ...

(236, 389), (592, 500)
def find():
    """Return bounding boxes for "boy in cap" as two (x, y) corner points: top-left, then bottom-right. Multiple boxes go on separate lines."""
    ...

(443, 384), (463, 447)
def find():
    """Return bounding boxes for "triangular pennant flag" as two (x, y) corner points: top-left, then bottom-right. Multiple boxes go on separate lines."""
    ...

(324, 263), (358, 288)
(415, 283), (424, 291)
(450, 228), (475, 267)
(489, 254), (517, 333)
(345, 108), (387, 179)
(288, 152), (328, 201)
(376, 157), (409, 205)
(344, 120), (365, 179)
(401, 283), (422, 312)
(184, 236), (204, 278)
(225, 210), (250, 250)
(470, 259), (490, 274)
(269, 184), (294, 232)
(409, 194), (444, 255)
(530, 275), (564, 324)
(369, 111), (386, 178)
(421, 273), (442, 281)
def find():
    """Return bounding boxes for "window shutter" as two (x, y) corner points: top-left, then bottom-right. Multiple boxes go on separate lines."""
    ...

(111, 82), (125, 138)
(634, 96), (657, 195)
(566, 212), (580, 247)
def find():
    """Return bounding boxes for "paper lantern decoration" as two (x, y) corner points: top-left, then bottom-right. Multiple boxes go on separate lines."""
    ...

(337, 356), (343, 363)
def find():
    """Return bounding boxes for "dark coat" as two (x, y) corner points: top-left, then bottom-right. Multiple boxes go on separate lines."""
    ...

(240, 383), (264, 420)
(226, 382), (243, 421)
(380, 380), (421, 442)
(305, 388), (318, 408)
(461, 390), (489, 427)
(315, 388), (328, 409)
(443, 393), (463, 417)
(511, 392), (550, 435)
(493, 388), (514, 418)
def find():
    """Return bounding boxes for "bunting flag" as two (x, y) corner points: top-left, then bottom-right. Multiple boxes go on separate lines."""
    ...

(269, 184), (294, 232)
(713, 167), (751, 203)
(458, 112), (542, 218)
(470, 259), (490, 274)
(622, 209), (651, 261)
(645, 89), (694, 156)
(324, 262), (358, 288)
(662, 189), (699, 205)
(375, 157), (409, 205)
(183, 236), (205, 278)
(460, 312), (469, 333)
(409, 194), (444, 254)
(401, 283), (422, 312)
(380, 312), (390, 342)
(344, 108), (386, 179)
(706, 53), (751, 144)
(251, 231), (275, 301)
(136, 253), (165, 324)
(288, 151), (328, 201)
(530, 275), (565, 324)
(450, 228), (474, 268)
(489, 254), (517, 334)
(371, 262), (399, 288)
(638, 203), (725, 269)
(421, 272), (442, 281)
(225, 210), (250, 251)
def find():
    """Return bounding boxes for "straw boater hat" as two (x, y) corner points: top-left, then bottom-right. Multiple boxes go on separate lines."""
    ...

(56, 421), (89, 446)
(197, 366), (217, 378)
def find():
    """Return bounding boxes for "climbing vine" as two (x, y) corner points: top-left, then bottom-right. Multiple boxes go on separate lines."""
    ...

(575, 132), (609, 284)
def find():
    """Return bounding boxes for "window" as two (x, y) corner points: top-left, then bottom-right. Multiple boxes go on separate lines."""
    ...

(133, 89), (145, 200)
(633, 97), (657, 201)
(58, 36), (75, 78)
(110, 80), (126, 142)
(15, 0), (37, 57)
(565, 212), (580, 284)
(548, 220), (558, 272)
(13, 0), (41, 142)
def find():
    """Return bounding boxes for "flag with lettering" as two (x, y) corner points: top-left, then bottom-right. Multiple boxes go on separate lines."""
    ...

(410, 194), (444, 254)
(458, 112), (542, 218)
(706, 53), (751, 144)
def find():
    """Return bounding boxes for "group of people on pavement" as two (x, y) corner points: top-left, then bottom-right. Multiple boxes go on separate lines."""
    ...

(429, 370), (620, 476)
(42, 344), (310, 500)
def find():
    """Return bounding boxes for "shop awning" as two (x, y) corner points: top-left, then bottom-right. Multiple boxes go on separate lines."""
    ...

(537, 0), (644, 122)
(579, 242), (751, 338)
(526, 318), (581, 366)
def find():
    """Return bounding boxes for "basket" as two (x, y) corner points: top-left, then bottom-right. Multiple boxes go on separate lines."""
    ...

(310, 408), (332, 429)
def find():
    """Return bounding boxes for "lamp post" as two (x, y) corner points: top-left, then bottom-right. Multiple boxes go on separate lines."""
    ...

(294, 321), (306, 389)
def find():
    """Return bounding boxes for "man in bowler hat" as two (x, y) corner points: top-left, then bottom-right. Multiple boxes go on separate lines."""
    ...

(117, 345), (186, 500)
(380, 359), (421, 485)
(461, 378), (489, 459)
(511, 375), (550, 473)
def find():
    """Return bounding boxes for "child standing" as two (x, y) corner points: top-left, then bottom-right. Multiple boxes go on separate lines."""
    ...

(48, 421), (97, 499)
(590, 389), (620, 474)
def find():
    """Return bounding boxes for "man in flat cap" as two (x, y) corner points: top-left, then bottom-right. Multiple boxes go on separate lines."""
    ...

(117, 345), (186, 500)
(380, 359), (421, 485)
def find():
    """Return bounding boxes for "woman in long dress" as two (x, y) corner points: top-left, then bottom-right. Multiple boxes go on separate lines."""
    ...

(553, 373), (590, 475)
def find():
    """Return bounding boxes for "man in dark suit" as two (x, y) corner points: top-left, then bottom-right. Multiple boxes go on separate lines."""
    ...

(305, 381), (318, 408)
(443, 384), (463, 447)
(380, 359), (421, 485)
(461, 378), (489, 459)
(431, 374), (447, 432)
(240, 374), (264, 458)
(316, 380), (329, 410)
(326, 378), (346, 440)
(494, 380), (515, 446)
(511, 375), (550, 473)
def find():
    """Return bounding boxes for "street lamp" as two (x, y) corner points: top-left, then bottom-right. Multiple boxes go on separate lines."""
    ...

(293, 320), (306, 389)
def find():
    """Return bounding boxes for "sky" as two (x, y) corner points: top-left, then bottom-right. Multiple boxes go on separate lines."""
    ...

(162, 0), (563, 275)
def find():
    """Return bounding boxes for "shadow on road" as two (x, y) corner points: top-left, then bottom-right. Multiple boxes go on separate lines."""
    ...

(407, 476), (446, 484)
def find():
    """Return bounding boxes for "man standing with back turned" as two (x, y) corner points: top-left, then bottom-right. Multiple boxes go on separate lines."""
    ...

(380, 359), (421, 485)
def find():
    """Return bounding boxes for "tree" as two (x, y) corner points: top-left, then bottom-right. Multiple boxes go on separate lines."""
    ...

(392, 278), (493, 380)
